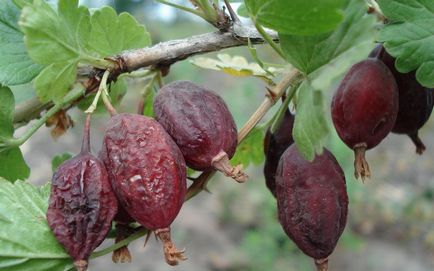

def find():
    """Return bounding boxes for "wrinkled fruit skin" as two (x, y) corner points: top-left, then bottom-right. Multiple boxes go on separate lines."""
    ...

(331, 58), (399, 150)
(47, 153), (118, 264)
(276, 145), (348, 260)
(369, 44), (434, 153)
(100, 113), (186, 230)
(153, 80), (237, 171)
(263, 109), (294, 197)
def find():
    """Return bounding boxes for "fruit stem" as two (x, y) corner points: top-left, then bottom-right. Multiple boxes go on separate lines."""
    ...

(80, 114), (91, 154)
(314, 258), (328, 271)
(74, 260), (88, 271)
(353, 143), (371, 182)
(137, 72), (158, 115)
(270, 80), (300, 133)
(98, 70), (118, 116)
(155, 228), (187, 266)
(408, 132), (426, 155)
(211, 150), (248, 183)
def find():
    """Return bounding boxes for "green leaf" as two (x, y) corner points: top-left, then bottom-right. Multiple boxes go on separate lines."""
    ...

(292, 81), (329, 161)
(0, 179), (73, 270)
(12, 0), (31, 9)
(51, 153), (73, 172)
(0, 87), (30, 181)
(280, 0), (375, 74)
(88, 6), (151, 57)
(0, 0), (42, 85)
(237, 3), (249, 18)
(245, 0), (345, 35)
(231, 127), (265, 167)
(34, 61), (78, 104)
(19, 0), (92, 65)
(377, 0), (434, 88)
(0, 86), (15, 138)
(0, 148), (30, 182)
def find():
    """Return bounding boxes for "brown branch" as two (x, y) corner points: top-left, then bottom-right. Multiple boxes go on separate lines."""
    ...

(13, 26), (278, 125)
(118, 28), (278, 72)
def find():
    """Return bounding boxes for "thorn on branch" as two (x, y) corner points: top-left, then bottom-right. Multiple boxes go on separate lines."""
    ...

(223, 0), (240, 23)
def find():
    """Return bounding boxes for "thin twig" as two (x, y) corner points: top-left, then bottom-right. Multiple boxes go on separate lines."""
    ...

(118, 29), (277, 72)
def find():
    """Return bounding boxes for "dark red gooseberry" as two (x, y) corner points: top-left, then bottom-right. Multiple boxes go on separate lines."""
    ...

(47, 114), (118, 271)
(331, 58), (399, 180)
(369, 44), (434, 154)
(100, 113), (187, 265)
(153, 80), (247, 182)
(276, 145), (348, 271)
(263, 109), (294, 197)
(98, 148), (135, 264)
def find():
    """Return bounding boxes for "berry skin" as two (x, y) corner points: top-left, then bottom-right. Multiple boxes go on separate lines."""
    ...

(276, 145), (348, 271)
(331, 58), (399, 180)
(370, 44), (434, 154)
(263, 109), (294, 197)
(154, 80), (247, 182)
(47, 115), (118, 271)
(100, 113), (187, 266)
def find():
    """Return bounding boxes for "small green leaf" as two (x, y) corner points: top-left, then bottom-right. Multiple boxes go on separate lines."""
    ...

(88, 7), (151, 57)
(34, 61), (78, 104)
(51, 153), (73, 172)
(377, 0), (434, 87)
(19, 0), (92, 65)
(246, 0), (345, 35)
(0, 0), (42, 85)
(0, 86), (30, 181)
(293, 81), (329, 161)
(0, 179), (73, 270)
(231, 127), (265, 167)
(0, 148), (30, 182)
(280, 0), (375, 74)
(0, 86), (15, 138)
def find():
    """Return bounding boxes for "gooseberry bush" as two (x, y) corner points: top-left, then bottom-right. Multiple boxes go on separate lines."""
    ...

(0, 0), (433, 270)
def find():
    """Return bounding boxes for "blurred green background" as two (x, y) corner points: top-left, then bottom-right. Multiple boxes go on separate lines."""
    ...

(22, 1), (434, 270)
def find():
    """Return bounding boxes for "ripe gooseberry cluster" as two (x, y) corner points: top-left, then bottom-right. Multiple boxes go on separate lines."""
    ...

(46, 44), (433, 271)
